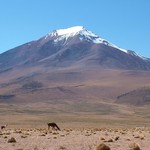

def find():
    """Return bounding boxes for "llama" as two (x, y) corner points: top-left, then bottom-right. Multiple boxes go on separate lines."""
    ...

(1, 124), (8, 130)
(47, 122), (60, 131)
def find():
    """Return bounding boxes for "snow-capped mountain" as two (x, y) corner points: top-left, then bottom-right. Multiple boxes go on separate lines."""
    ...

(42, 26), (148, 61)
(0, 26), (150, 106)
(45, 26), (128, 52)
(0, 26), (150, 70)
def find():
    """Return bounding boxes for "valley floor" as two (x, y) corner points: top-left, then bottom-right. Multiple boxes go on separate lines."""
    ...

(0, 127), (150, 150)
(0, 102), (150, 150)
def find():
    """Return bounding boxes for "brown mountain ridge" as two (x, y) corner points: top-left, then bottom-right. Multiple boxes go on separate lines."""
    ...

(0, 26), (150, 108)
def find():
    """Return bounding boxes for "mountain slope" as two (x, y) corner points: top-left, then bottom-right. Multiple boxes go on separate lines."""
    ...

(0, 26), (150, 106)
(0, 26), (150, 70)
(117, 86), (150, 105)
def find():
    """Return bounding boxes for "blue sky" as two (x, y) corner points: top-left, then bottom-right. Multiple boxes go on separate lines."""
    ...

(0, 0), (150, 57)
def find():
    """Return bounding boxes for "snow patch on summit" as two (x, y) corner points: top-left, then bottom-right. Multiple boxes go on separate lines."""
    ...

(54, 26), (84, 36)
(51, 26), (128, 53)
(46, 26), (147, 55)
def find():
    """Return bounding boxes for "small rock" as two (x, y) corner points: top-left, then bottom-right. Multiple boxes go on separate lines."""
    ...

(3, 136), (7, 138)
(39, 134), (46, 136)
(8, 137), (16, 143)
(100, 137), (105, 140)
(134, 135), (140, 138)
(126, 138), (131, 141)
(21, 135), (27, 138)
(129, 142), (141, 150)
(34, 145), (39, 150)
(96, 143), (111, 150)
(114, 136), (119, 141)
(107, 139), (113, 142)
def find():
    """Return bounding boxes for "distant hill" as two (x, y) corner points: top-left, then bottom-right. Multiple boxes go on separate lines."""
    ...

(117, 86), (150, 105)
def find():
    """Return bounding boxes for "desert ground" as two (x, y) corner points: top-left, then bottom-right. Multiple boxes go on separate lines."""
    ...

(0, 68), (150, 150)
(0, 102), (150, 150)
(0, 126), (150, 150)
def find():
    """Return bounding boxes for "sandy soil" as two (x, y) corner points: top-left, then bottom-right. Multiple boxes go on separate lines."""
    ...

(0, 127), (149, 150)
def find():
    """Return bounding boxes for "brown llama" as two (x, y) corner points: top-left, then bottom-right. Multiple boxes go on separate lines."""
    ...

(47, 122), (60, 131)
(1, 124), (8, 130)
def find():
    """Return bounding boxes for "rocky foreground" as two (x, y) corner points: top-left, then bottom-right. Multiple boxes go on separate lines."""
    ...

(0, 127), (150, 150)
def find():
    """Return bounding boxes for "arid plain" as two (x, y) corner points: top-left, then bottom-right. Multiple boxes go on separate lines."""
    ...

(0, 68), (150, 149)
